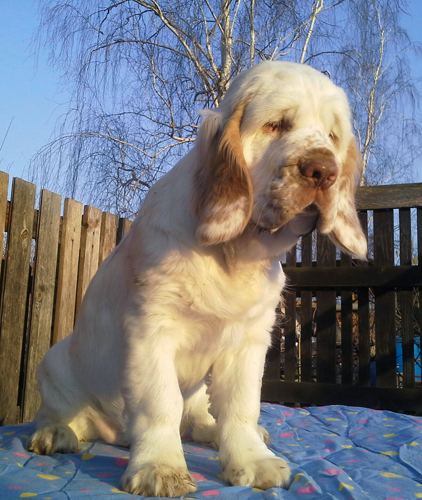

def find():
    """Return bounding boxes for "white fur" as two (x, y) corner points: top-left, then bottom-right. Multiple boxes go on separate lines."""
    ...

(27, 61), (366, 497)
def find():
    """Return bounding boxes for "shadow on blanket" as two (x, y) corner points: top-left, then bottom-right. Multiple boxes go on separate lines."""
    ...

(1, 404), (422, 499)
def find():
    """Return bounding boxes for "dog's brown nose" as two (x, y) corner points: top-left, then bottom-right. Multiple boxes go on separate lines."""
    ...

(299, 159), (338, 189)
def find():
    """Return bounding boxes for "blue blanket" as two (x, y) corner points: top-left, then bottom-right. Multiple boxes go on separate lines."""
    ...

(1, 404), (422, 499)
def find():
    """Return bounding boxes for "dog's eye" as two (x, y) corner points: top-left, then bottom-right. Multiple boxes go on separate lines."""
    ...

(329, 132), (339, 144)
(263, 117), (292, 134)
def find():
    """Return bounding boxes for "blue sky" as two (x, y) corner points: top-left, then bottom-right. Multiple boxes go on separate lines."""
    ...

(1, 0), (422, 186)
(0, 2), (71, 180)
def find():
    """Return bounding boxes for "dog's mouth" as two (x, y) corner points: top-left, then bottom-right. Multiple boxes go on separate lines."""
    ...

(252, 191), (337, 237)
(253, 203), (319, 235)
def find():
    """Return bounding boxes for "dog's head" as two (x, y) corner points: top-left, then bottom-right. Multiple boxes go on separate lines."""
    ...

(194, 61), (367, 259)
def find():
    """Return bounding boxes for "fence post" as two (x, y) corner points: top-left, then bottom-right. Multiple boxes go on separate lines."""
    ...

(76, 206), (102, 314)
(316, 234), (337, 383)
(23, 190), (61, 422)
(0, 178), (36, 425)
(52, 199), (83, 344)
(373, 209), (396, 387)
(99, 212), (118, 265)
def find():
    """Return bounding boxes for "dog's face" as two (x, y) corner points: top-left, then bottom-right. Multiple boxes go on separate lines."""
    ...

(195, 61), (367, 259)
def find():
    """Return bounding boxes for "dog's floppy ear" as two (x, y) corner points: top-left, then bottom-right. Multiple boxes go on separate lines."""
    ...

(194, 101), (253, 246)
(325, 138), (367, 259)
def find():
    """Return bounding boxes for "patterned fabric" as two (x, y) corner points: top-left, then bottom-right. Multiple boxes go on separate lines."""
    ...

(1, 404), (422, 499)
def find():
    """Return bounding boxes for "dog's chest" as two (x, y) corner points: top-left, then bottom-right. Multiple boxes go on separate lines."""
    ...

(143, 255), (285, 392)
(182, 256), (284, 320)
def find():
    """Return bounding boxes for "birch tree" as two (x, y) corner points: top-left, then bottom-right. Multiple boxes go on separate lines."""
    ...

(333, 0), (422, 186)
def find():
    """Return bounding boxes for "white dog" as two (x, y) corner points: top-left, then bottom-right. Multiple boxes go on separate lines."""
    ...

(26, 61), (367, 497)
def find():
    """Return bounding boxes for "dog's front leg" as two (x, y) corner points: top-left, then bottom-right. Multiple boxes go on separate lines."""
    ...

(209, 338), (291, 490)
(121, 337), (197, 497)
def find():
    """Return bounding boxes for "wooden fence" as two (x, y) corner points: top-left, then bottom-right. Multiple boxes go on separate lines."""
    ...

(0, 172), (422, 425)
(0, 173), (133, 425)
(263, 183), (422, 413)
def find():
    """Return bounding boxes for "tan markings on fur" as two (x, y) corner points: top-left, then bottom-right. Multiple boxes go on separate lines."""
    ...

(341, 138), (363, 187)
(195, 101), (253, 245)
(325, 136), (367, 259)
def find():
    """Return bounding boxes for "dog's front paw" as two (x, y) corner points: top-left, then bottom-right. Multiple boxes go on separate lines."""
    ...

(223, 457), (290, 490)
(25, 424), (78, 455)
(121, 464), (198, 497)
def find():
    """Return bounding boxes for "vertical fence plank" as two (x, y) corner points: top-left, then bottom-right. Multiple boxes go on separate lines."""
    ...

(0, 172), (9, 310)
(284, 291), (296, 382)
(316, 234), (337, 383)
(399, 207), (414, 388)
(0, 171), (9, 261)
(99, 212), (118, 264)
(341, 252), (353, 385)
(266, 322), (282, 380)
(373, 209), (396, 387)
(265, 249), (297, 382)
(300, 232), (313, 382)
(76, 206), (102, 313)
(53, 199), (83, 344)
(357, 287), (371, 386)
(418, 208), (422, 387)
(116, 218), (133, 245)
(0, 178), (36, 424)
(284, 247), (297, 382)
(23, 190), (62, 422)
(357, 211), (371, 386)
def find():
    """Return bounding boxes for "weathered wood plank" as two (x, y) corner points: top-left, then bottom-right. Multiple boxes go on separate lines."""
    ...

(316, 234), (337, 383)
(341, 253), (353, 385)
(116, 217), (133, 245)
(0, 172), (9, 232)
(284, 290), (296, 382)
(300, 232), (313, 383)
(301, 232), (313, 266)
(99, 212), (118, 265)
(285, 265), (422, 289)
(266, 249), (294, 381)
(358, 288), (371, 386)
(399, 208), (414, 388)
(356, 183), (422, 210)
(0, 172), (9, 291)
(76, 206), (102, 314)
(261, 380), (422, 413)
(357, 211), (370, 387)
(23, 190), (62, 422)
(0, 178), (36, 425)
(418, 207), (422, 266)
(283, 247), (296, 382)
(266, 324), (282, 380)
(265, 249), (296, 382)
(373, 209), (396, 388)
(52, 199), (83, 344)
(418, 207), (422, 387)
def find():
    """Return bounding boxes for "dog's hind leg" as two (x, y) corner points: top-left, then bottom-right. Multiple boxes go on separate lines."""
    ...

(26, 336), (89, 455)
(181, 380), (219, 449)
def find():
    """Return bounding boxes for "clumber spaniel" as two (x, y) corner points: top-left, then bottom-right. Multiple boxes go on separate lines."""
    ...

(26, 61), (367, 497)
